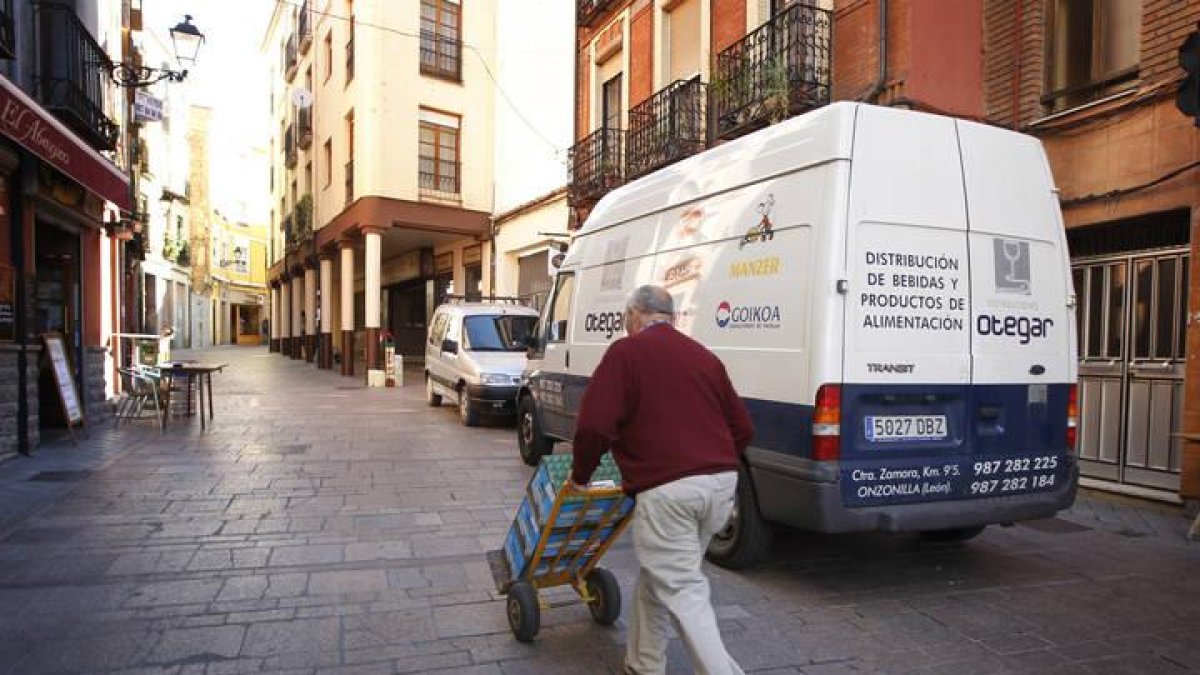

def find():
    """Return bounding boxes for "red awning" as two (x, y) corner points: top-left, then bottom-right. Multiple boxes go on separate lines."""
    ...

(0, 74), (131, 212)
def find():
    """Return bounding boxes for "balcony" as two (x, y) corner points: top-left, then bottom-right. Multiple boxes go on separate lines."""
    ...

(709, 2), (831, 142)
(296, 106), (312, 150)
(344, 160), (354, 206)
(346, 26), (355, 83)
(567, 128), (625, 207)
(627, 76), (707, 181)
(282, 212), (295, 250)
(284, 32), (298, 82)
(577, 0), (619, 27)
(419, 164), (460, 202)
(0, 0), (15, 59)
(297, 0), (312, 55)
(293, 194), (312, 242)
(284, 124), (297, 168)
(34, 2), (119, 150)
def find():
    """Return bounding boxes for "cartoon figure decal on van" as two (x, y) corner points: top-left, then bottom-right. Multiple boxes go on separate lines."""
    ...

(739, 194), (776, 249)
(994, 238), (1031, 295)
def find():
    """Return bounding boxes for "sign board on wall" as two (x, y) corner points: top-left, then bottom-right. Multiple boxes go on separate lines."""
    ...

(134, 91), (163, 123)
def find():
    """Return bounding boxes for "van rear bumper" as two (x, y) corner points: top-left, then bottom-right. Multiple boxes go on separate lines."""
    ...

(746, 448), (1078, 534)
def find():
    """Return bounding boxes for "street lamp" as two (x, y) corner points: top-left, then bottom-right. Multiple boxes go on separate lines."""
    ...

(107, 14), (206, 88)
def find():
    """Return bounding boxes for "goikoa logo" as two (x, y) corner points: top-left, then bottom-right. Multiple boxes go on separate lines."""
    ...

(715, 301), (781, 330)
(716, 302), (733, 328)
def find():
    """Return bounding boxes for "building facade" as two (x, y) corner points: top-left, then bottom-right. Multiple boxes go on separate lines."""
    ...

(264, 0), (499, 375)
(569, 0), (1199, 504)
(0, 0), (132, 457)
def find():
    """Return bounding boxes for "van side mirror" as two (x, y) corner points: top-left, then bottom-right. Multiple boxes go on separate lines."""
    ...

(525, 335), (541, 358)
(441, 339), (458, 354)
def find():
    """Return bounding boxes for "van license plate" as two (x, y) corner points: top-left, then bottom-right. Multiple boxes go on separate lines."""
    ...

(865, 415), (947, 442)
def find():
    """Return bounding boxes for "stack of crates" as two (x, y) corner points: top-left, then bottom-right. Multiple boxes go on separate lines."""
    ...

(503, 453), (634, 580)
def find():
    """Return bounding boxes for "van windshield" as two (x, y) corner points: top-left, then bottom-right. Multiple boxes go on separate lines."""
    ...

(463, 315), (537, 352)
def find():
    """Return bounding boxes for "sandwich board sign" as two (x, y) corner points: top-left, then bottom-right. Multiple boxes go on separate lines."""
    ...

(42, 334), (84, 439)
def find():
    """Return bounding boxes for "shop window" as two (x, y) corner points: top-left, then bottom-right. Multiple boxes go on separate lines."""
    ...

(1044, 0), (1142, 113)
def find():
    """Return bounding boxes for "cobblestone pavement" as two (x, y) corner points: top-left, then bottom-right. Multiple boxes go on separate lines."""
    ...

(1, 346), (1198, 675)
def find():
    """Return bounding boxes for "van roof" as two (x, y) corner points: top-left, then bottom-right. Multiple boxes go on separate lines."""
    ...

(577, 101), (861, 237)
(434, 303), (540, 317)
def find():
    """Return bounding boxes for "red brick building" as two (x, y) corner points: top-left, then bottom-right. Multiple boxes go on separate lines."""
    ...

(569, 0), (1200, 504)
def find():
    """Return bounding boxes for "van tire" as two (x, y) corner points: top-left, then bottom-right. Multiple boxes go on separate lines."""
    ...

(919, 525), (986, 543)
(517, 395), (554, 466)
(425, 375), (442, 407)
(706, 465), (773, 569)
(458, 387), (479, 427)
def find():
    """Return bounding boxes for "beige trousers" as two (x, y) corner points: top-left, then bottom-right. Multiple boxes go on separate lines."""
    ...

(625, 471), (745, 675)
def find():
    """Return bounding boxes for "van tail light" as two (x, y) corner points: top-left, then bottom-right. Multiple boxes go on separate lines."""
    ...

(1066, 384), (1078, 453)
(812, 384), (841, 461)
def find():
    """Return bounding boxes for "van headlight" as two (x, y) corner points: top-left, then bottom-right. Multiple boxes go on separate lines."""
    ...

(480, 373), (512, 385)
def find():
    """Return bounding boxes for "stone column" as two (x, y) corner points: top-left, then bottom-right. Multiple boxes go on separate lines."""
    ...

(319, 253), (334, 369)
(279, 276), (292, 356)
(269, 284), (280, 352)
(304, 264), (317, 363)
(291, 273), (304, 360)
(363, 227), (383, 377)
(340, 239), (356, 376)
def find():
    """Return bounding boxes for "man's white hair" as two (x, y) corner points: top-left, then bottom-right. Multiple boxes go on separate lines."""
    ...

(626, 285), (674, 316)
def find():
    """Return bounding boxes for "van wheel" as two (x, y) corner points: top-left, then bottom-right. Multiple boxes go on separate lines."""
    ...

(517, 395), (554, 466)
(425, 375), (442, 407)
(458, 387), (479, 427)
(706, 465), (773, 569)
(919, 526), (986, 543)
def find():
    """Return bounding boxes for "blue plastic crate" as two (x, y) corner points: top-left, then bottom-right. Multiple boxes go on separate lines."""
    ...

(501, 453), (633, 582)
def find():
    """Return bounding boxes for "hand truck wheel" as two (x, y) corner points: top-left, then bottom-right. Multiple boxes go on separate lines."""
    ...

(506, 581), (540, 642)
(584, 567), (621, 626)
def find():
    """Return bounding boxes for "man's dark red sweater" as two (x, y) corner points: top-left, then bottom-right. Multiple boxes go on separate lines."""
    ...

(570, 323), (754, 495)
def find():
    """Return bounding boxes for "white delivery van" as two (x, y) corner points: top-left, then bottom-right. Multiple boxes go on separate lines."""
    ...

(517, 102), (1079, 568)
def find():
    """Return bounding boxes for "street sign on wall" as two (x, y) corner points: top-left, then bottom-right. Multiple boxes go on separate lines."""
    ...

(134, 91), (163, 123)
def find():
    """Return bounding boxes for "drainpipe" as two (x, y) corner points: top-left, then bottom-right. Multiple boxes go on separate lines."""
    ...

(11, 154), (29, 454)
(861, 0), (888, 103)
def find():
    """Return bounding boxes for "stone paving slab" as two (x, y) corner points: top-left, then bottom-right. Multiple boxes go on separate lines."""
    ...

(0, 346), (1197, 674)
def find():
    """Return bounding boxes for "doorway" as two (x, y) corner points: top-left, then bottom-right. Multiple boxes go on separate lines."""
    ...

(34, 222), (81, 428)
(387, 278), (428, 358)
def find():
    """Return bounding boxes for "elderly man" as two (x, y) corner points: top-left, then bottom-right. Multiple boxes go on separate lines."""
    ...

(570, 285), (753, 675)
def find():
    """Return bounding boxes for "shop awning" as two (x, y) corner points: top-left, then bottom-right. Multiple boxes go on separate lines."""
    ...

(0, 74), (131, 211)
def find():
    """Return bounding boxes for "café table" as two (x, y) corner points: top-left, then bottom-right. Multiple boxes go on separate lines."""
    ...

(160, 362), (227, 430)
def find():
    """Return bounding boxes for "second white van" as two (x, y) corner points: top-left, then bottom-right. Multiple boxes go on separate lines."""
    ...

(517, 102), (1079, 568)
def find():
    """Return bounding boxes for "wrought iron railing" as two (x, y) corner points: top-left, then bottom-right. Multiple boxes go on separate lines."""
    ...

(568, 128), (625, 207)
(284, 124), (297, 168)
(420, 31), (462, 81)
(284, 32), (298, 81)
(577, 0), (619, 27)
(345, 160), (354, 205)
(34, 2), (119, 150)
(0, 0), (15, 59)
(709, 2), (831, 142)
(627, 76), (707, 181)
(296, 106), (312, 149)
(419, 166), (460, 201)
(297, 0), (312, 54)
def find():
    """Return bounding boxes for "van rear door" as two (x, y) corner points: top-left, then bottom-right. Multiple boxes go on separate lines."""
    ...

(840, 106), (973, 508)
(957, 121), (1075, 500)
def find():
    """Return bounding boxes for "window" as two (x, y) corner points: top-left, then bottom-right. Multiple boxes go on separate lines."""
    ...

(602, 74), (623, 130)
(464, 315), (538, 352)
(346, 0), (355, 83)
(544, 272), (575, 343)
(323, 31), (332, 82)
(429, 312), (449, 346)
(1045, 0), (1142, 112)
(305, 161), (313, 194)
(419, 109), (460, 198)
(420, 0), (462, 80)
(345, 110), (355, 205)
(323, 138), (332, 188)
